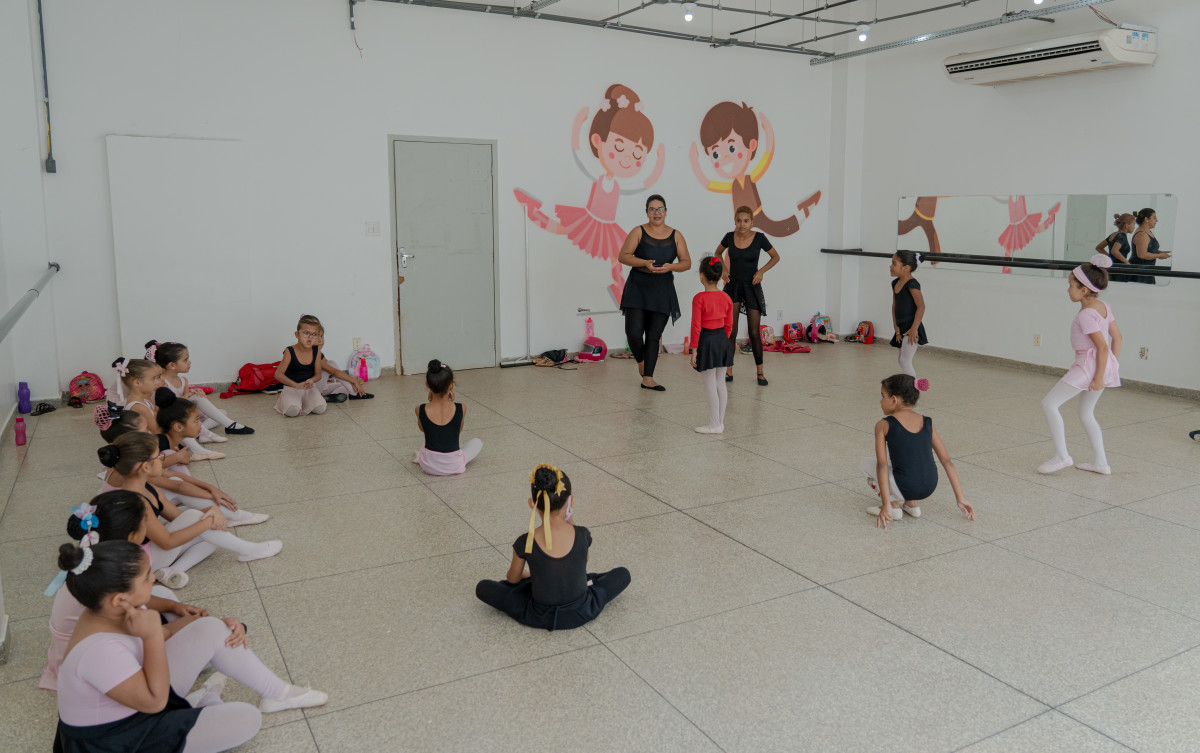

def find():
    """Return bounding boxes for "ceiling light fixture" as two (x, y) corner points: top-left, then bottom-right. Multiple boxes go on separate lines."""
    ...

(683, 3), (695, 22)
(857, 24), (870, 42)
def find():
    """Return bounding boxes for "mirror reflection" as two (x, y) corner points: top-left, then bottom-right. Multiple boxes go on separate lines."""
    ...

(897, 194), (1175, 285)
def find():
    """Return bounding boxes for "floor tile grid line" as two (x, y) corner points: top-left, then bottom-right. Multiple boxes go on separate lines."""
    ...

(821, 415), (1054, 460)
(948, 709), (1137, 753)
(1049, 643), (1200, 725)
(589, 640), (730, 753)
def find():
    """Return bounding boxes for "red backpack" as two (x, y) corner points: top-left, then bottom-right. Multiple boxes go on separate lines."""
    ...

(219, 362), (281, 399)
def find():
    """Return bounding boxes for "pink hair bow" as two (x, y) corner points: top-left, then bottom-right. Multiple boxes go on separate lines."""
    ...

(112, 359), (129, 377)
(72, 503), (100, 547)
(93, 406), (113, 430)
(145, 343), (158, 360)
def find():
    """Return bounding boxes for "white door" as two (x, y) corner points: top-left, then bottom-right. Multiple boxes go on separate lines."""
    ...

(393, 139), (497, 373)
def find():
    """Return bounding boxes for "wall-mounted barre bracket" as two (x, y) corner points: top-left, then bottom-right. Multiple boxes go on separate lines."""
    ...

(578, 308), (620, 315)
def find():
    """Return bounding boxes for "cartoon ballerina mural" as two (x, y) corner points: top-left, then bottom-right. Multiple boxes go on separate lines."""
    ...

(514, 84), (666, 305)
(997, 195), (1061, 273)
(898, 197), (942, 261)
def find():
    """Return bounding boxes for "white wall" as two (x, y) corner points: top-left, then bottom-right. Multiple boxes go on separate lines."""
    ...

(26, 0), (831, 383)
(852, 0), (1200, 389)
(1, 0), (59, 415)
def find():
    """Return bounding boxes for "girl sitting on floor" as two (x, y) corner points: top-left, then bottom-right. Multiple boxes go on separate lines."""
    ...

(113, 357), (222, 461)
(475, 464), (630, 631)
(413, 360), (482, 476)
(147, 339), (254, 436)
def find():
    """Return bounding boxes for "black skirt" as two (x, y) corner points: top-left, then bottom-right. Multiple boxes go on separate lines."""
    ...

(723, 279), (767, 315)
(890, 321), (928, 347)
(621, 269), (681, 323)
(54, 689), (201, 753)
(694, 327), (735, 372)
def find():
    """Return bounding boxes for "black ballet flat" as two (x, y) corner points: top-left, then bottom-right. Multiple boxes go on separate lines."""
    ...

(640, 383), (666, 392)
(348, 393), (374, 400)
(725, 375), (733, 382)
(757, 377), (768, 386)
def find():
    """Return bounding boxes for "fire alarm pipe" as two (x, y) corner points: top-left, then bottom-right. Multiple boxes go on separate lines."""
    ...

(36, 0), (56, 173)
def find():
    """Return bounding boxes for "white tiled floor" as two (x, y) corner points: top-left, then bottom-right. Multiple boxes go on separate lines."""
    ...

(2, 343), (1199, 752)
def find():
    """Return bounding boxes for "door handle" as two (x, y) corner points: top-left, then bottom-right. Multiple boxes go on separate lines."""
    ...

(400, 251), (416, 268)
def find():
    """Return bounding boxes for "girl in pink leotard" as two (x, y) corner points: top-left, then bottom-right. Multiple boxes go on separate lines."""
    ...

(514, 84), (666, 305)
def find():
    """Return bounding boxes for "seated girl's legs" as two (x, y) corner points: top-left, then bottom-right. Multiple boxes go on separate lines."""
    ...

(1077, 388), (1108, 468)
(193, 396), (236, 430)
(150, 509), (218, 574)
(320, 359), (355, 396)
(475, 579), (532, 623)
(1040, 381), (1080, 463)
(199, 527), (278, 558)
(462, 438), (483, 465)
(167, 617), (288, 701)
(589, 567), (631, 607)
(898, 339), (918, 377)
(275, 386), (327, 416)
(163, 489), (259, 522)
(182, 704), (262, 753)
(746, 308), (764, 370)
(858, 456), (903, 502)
(301, 386), (328, 414)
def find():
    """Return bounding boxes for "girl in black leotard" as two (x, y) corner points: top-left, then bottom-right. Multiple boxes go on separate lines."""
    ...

(617, 194), (692, 391)
(717, 205), (780, 386)
(273, 314), (331, 417)
(889, 251), (927, 378)
(475, 465), (630, 631)
(1130, 207), (1172, 285)
(1096, 212), (1136, 283)
(861, 375), (974, 530)
(413, 360), (482, 476)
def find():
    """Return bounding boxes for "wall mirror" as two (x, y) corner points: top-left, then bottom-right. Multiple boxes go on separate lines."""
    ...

(897, 194), (1176, 285)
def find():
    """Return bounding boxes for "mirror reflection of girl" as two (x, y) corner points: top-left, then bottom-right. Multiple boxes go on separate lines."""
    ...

(889, 251), (927, 378)
(717, 206), (779, 386)
(1130, 207), (1172, 285)
(1096, 213), (1136, 283)
(690, 256), (734, 433)
(1038, 255), (1122, 476)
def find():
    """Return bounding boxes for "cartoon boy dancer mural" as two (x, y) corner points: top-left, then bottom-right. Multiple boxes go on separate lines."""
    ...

(514, 84), (666, 305)
(689, 102), (821, 238)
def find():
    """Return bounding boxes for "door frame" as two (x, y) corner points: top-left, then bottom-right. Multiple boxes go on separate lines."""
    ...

(388, 135), (502, 374)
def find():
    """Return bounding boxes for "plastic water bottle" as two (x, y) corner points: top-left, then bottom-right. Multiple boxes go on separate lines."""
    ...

(358, 358), (369, 383)
(585, 317), (594, 338)
(17, 382), (31, 414)
(15, 417), (27, 446)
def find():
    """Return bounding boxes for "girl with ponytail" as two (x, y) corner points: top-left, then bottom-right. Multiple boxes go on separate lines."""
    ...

(475, 465), (630, 631)
(51, 539), (325, 752)
(889, 251), (928, 378)
(413, 359), (482, 475)
(147, 339), (255, 437)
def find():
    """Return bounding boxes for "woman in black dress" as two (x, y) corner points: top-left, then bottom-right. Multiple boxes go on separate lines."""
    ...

(1095, 213), (1135, 283)
(617, 195), (692, 391)
(1130, 207), (1172, 285)
(717, 205), (780, 386)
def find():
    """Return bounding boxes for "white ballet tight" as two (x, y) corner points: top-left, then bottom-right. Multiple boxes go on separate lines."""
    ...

(700, 369), (728, 429)
(169, 617), (287, 753)
(1041, 380), (1107, 466)
(461, 438), (483, 465)
(859, 456), (903, 503)
(192, 395), (236, 430)
(163, 487), (261, 523)
(150, 509), (271, 573)
(898, 339), (918, 377)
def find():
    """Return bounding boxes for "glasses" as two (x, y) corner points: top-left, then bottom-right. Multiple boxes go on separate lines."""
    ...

(299, 331), (319, 337)
(647, 207), (667, 214)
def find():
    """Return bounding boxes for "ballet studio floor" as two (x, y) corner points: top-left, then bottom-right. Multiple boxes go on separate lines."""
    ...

(2, 343), (1200, 753)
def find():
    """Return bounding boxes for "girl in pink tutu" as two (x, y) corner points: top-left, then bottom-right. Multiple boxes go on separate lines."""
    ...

(514, 84), (666, 305)
(1039, 255), (1122, 476)
(998, 195), (1060, 273)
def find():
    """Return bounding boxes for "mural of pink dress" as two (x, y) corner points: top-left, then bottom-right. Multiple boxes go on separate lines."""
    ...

(997, 195), (1061, 273)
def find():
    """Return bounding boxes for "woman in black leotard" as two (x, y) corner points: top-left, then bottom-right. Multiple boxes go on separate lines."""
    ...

(717, 205), (780, 386)
(617, 194), (692, 391)
(1130, 207), (1172, 285)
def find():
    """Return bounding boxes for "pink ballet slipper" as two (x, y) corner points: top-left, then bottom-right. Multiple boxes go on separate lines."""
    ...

(513, 189), (551, 228)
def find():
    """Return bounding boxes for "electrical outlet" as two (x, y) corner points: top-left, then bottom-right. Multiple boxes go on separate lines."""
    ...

(776, 309), (783, 321)
(1034, 334), (1041, 347)
(1139, 347), (1149, 360)
(352, 337), (362, 351)
(365, 222), (380, 237)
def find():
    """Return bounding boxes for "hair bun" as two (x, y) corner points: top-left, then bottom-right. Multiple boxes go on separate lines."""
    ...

(58, 543), (84, 572)
(915, 378), (930, 392)
(97, 445), (120, 468)
(533, 466), (557, 491)
(1089, 253), (1113, 269)
(143, 339), (159, 350)
(154, 386), (177, 409)
(427, 359), (443, 373)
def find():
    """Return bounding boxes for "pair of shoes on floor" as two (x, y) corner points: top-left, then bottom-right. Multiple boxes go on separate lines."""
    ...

(198, 428), (227, 444)
(31, 402), (55, 416)
(694, 424), (724, 434)
(348, 392), (374, 400)
(225, 423), (255, 435)
(324, 393), (349, 403)
(1037, 456), (1073, 474)
(227, 513), (270, 527)
(237, 540), (283, 563)
(866, 505), (920, 520)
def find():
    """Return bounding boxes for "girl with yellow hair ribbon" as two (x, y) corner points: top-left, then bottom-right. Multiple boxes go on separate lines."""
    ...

(475, 465), (631, 631)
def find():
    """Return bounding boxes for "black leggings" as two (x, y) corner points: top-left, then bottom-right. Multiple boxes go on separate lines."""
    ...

(476, 568), (631, 631)
(729, 307), (764, 366)
(624, 308), (670, 377)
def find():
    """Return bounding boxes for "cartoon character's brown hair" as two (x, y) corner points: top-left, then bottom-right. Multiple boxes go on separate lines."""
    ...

(700, 102), (759, 158)
(588, 84), (654, 157)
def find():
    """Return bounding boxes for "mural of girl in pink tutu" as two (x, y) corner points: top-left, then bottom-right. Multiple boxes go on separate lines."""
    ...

(514, 84), (666, 305)
(997, 195), (1061, 273)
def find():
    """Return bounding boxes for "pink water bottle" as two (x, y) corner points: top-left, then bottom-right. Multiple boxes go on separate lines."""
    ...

(14, 417), (27, 446)
(358, 359), (369, 383)
(585, 317), (594, 338)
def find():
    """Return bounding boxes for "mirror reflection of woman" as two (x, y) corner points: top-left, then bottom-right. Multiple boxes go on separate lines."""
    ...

(1096, 213), (1135, 283)
(1130, 208), (1172, 285)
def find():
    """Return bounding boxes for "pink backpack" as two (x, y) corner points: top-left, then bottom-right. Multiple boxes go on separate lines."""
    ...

(68, 372), (106, 403)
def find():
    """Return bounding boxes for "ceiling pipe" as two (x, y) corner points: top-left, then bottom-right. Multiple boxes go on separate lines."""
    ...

(810, 0), (1113, 65)
(787, 1), (986, 49)
(731, 0), (860, 36)
(384, 0), (826, 55)
(521, 0), (564, 14)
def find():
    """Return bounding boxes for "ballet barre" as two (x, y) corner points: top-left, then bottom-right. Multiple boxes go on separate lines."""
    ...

(0, 262), (62, 347)
(820, 249), (1200, 279)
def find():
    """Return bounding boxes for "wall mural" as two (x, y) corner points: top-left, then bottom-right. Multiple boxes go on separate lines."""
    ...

(514, 84), (665, 306)
(898, 195), (1061, 273)
(688, 101), (821, 238)
(897, 197), (941, 258)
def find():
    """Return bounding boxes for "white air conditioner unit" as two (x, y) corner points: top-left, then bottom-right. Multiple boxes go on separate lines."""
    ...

(945, 27), (1156, 86)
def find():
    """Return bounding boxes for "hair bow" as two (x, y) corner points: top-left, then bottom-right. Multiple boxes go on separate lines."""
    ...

(93, 406), (113, 430)
(112, 359), (129, 377)
(915, 378), (930, 392)
(73, 503), (100, 540)
(708, 256), (720, 267)
(145, 343), (158, 360)
(1089, 253), (1113, 269)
